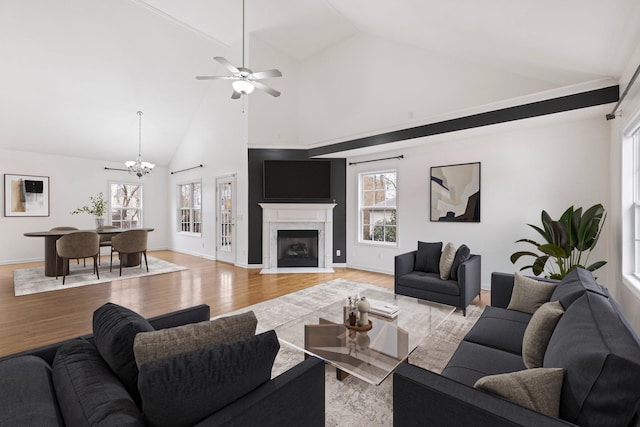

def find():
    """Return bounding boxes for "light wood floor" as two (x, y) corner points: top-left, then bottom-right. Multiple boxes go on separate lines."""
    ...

(0, 250), (488, 358)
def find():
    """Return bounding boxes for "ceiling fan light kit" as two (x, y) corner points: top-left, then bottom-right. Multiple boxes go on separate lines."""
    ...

(195, 0), (282, 99)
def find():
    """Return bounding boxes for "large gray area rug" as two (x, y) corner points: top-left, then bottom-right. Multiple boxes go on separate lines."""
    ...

(14, 256), (187, 296)
(223, 279), (483, 426)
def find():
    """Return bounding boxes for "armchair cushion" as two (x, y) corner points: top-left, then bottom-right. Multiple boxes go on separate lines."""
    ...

(507, 273), (557, 314)
(138, 330), (280, 427)
(415, 241), (442, 273)
(449, 244), (470, 281)
(396, 271), (460, 296)
(439, 242), (457, 280)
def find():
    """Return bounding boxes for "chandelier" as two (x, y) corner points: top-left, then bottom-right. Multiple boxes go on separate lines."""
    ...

(125, 111), (155, 178)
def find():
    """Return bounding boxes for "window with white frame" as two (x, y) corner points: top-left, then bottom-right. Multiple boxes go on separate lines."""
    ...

(109, 182), (142, 228)
(178, 181), (201, 234)
(359, 170), (397, 244)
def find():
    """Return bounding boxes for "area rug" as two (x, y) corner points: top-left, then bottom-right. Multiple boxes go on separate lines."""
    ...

(13, 256), (187, 296)
(222, 279), (483, 426)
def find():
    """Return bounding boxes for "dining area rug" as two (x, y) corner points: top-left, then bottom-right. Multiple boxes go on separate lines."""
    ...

(13, 256), (187, 296)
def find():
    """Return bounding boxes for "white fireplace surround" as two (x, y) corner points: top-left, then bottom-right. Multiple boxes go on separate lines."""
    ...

(259, 203), (336, 274)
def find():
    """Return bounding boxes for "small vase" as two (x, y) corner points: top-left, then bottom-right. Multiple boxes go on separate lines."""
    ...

(357, 296), (370, 326)
(95, 217), (104, 231)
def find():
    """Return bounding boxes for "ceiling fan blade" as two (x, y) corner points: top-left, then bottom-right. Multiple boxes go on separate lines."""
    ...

(214, 56), (240, 75)
(231, 90), (242, 100)
(195, 76), (235, 80)
(251, 69), (282, 80)
(252, 80), (281, 97)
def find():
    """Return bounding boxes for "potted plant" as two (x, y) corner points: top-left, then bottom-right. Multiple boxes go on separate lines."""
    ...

(510, 203), (607, 279)
(71, 192), (107, 230)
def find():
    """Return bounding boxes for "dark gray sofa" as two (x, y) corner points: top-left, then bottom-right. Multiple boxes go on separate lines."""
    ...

(395, 247), (481, 316)
(394, 268), (640, 426)
(0, 303), (325, 426)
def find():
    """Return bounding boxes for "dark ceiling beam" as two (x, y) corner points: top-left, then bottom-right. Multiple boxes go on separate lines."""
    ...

(308, 85), (619, 157)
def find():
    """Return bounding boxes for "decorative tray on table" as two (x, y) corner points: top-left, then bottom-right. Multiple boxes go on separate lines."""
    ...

(344, 319), (373, 332)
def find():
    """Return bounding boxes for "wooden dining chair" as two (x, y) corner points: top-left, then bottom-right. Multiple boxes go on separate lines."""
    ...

(55, 232), (100, 284)
(110, 229), (148, 276)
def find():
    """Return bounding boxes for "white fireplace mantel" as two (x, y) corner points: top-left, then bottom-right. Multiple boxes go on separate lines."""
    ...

(259, 203), (336, 274)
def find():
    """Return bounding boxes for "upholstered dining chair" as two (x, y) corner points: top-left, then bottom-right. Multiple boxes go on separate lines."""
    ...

(55, 231), (100, 284)
(50, 226), (84, 266)
(98, 225), (119, 265)
(110, 229), (148, 276)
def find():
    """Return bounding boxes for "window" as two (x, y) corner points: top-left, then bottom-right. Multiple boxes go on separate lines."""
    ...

(109, 182), (142, 228)
(178, 181), (201, 234)
(359, 170), (397, 244)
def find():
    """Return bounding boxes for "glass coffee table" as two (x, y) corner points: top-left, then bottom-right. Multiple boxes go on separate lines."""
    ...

(274, 287), (454, 385)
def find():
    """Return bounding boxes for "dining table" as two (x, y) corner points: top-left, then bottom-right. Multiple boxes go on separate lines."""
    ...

(24, 228), (155, 277)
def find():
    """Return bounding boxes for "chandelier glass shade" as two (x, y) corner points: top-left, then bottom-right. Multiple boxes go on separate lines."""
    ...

(126, 111), (155, 178)
(231, 79), (254, 94)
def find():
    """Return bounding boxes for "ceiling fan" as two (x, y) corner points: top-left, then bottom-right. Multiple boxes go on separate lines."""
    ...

(195, 0), (282, 99)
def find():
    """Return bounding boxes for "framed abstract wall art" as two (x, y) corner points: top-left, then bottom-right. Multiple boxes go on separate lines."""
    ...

(4, 174), (50, 217)
(430, 162), (480, 222)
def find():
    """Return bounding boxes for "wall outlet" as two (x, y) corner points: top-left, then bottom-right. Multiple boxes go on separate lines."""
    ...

(336, 249), (341, 257)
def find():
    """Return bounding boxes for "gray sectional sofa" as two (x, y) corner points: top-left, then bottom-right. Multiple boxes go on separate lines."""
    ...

(0, 303), (325, 426)
(394, 268), (640, 426)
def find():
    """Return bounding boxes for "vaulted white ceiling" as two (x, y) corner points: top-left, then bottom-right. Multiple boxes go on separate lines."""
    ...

(1, 0), (639, 165)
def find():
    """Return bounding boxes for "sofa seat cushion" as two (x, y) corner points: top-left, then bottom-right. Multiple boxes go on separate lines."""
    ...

(441, 341), (526, 387)
(544, 292), (640, 427)
(138, 330), (280, 427)
(463, 306), (531, 355)
(0, 355), (63, 426)
(52, 339), (144, 426)
(550, 268), (608, 309)
(92, 302), (154, 404)
(396, 271), (460, 296)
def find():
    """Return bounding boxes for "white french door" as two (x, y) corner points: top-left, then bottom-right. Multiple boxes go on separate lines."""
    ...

(216, 175), (236, 264)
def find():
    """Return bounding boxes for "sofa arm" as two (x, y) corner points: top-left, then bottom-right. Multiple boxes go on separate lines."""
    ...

(395, 251), (417, 285)
(458, 255), (481, 306)
(490, 272), (516, 308)
(199, 357), (325, 427)
(393, 363), (575, 427)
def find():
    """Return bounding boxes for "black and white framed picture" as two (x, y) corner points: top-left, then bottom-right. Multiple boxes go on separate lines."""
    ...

(4, 174), (50, 217)
(430, 162), (480, 222)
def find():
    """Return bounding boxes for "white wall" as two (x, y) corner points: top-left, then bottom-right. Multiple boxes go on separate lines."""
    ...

(0, 148), (169, 264)
(168, 70), (247, 264)
(297, 33), (557, 147)
(346, 111), (612, 288)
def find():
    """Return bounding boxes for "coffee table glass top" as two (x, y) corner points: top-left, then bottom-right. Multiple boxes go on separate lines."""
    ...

(274, 288), (454, 385)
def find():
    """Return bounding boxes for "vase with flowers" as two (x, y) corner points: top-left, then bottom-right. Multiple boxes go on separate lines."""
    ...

(71, 192), (107, 230)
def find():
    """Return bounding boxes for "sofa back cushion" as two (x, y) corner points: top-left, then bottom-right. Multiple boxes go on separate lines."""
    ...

(550, 268), (608, 309)
(138, 330), (280, 427)
(415, 241), (442, 273)
(92, 303), (154, 405)
(449, 244), (470, 281)
(52, 339), (145, 426)
(544, 292), (640, 426)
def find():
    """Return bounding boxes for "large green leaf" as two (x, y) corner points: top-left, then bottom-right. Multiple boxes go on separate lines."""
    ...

(510, 251), (540, 263)
(539, 244), (567, 259)
(586, 260), (607, 271)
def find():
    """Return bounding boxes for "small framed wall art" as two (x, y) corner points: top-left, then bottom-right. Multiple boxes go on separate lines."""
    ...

(430, 162), (480, 222)
(4, 174), (50, 217)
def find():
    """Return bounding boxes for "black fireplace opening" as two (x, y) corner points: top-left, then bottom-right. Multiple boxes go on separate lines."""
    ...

(277, 229), (319, 267)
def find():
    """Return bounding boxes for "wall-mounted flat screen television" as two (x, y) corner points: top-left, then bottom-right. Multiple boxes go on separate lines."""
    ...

(263, 159), (332, 200)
